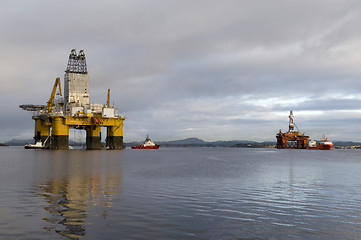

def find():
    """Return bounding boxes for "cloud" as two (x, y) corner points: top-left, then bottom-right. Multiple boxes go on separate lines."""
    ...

(2, 0), (361, 142)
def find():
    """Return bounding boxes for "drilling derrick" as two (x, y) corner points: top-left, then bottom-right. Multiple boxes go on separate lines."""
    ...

(64, 49), (89, 110)
(288, 111), (294, 133)
(20, 49), (125, 150)
(276, 111), (309, 149)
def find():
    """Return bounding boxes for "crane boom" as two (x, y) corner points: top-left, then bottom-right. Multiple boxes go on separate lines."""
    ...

(47, 77), (62, 113)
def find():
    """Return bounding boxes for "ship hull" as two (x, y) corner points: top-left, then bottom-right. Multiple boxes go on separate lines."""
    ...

(24, 145), (49, 149)
(131, 145), (159, 149)
(318, 143), (333, 150)
(24, 141), (49, 149)
(308, 143), (333, 150)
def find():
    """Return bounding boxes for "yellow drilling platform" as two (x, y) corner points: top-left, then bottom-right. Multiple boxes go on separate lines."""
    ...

(20, 49), (125, 150)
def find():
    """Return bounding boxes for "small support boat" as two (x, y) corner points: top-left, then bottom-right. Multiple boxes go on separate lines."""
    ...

(24, 141), (49, 149)
(308, 136), (333, 150)
(131, 135), (159, 149)
(24, 136), (50, 149)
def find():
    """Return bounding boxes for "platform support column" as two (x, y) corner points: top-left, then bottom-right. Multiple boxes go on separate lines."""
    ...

(86, 126), (101, 150)
(106, 120), (124, 150)
(51, 117), (69, 150)
(34, 118), (51, 148)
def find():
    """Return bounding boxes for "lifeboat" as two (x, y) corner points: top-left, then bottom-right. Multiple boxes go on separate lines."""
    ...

(131, 135), (159, 149)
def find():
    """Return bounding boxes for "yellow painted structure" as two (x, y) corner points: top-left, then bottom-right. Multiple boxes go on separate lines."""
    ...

(51, 116), (70, 150)
(106, 123), (124, 150)
(32, 114), (125, 150)
(34, 118), (51, 147)
(63, 116), (124, 128)
(52, 117), (70, 135)
(107, 125), (123, 138)
(21, 49), (125, 150)
(44, 115), (125, 150)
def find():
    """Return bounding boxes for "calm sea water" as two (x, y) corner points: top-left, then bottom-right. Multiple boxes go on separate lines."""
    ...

(1, 146), (361, 239)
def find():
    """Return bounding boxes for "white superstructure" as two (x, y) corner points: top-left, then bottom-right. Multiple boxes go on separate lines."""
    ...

(20, 49), (122, 119)
(143, 137), (156, 147)
(64, 49), (89, 110)
(61, 50), (120, 118)
(308, 139), (317, 148)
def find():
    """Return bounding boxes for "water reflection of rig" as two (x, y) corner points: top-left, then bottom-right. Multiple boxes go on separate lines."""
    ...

(38, 155), (122, 239)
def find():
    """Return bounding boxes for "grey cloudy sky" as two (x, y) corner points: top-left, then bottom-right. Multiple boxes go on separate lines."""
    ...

(1, 0), (361, 142)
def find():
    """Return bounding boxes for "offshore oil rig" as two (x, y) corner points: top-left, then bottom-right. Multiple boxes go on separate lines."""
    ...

(276, 111), (309, 149)
(20, 49), (125, 150)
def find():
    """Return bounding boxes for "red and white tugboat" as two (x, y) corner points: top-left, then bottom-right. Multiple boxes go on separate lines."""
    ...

(131, 135), (159, 149)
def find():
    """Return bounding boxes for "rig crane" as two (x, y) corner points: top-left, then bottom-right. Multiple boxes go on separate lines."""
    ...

(47, 77), (62, 114)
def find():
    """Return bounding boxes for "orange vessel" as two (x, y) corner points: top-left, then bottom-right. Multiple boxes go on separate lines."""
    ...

(131, 135), (159, 149)
(308, 136), (333, 150)
(276, 111), (333, 150)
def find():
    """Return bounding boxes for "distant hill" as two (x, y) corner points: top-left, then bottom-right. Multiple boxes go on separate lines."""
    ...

(232, 142), (276, 148)
(7, 137), (265, 147)
(4, 137), (361, 149)
(124, 138), (206, 147)
(333, 141), (361, 149)
(157, 138), (206, 145)
(212, 140), (255, 147)
(125, 138), (276, 148)
(4, 139), (32, 146)
(333, 141), (361, 146)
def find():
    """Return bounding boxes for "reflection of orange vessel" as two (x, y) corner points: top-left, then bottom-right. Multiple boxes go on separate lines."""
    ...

(131, 135), (159, 149)
(308, 136), (333, 150)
